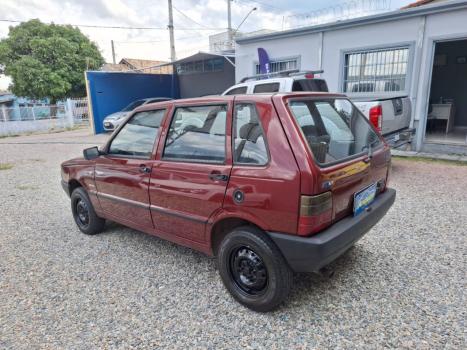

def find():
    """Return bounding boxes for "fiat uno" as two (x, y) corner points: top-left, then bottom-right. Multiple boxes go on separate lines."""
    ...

(61, 93), (395, 312)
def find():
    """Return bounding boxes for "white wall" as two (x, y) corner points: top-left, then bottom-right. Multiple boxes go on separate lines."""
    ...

(235, 34), (321, 82)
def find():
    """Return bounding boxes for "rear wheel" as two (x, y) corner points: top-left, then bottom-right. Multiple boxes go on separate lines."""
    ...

(217, 226), (293, 312)
(71, 187), (105, 235)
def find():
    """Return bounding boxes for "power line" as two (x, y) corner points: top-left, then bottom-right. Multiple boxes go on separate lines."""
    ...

(0, 19), (223, 31)
(114, 33), (217, 44)
(235, 0), (285, 11)
(172, 5), (211, 29)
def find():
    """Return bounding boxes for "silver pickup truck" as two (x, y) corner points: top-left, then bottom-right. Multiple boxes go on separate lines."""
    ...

(352, 97), (415, 148)
(223, 70), (415, 148)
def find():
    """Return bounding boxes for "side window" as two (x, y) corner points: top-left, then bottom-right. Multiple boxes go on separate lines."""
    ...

(253, 83), (280, 93)
(163, 105), (227, 163)
(225, 86), (248, 95)
(233, 103), (268, 165)
(108, 109), (165, 158)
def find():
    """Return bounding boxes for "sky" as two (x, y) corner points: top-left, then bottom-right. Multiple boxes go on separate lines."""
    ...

(0, 0), (414, 90)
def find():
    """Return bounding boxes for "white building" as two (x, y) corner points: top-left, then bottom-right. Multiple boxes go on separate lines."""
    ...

(235, 0), (467, 153)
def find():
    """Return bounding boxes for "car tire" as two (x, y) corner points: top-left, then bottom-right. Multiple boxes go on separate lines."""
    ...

(70, 187), (105, 235)
(216, 226), (293, 312)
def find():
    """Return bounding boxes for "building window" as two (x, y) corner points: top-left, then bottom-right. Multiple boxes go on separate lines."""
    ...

(176, 58), (224, 75)
(255, 58), (299, 74)
(344, 47), (409, 93)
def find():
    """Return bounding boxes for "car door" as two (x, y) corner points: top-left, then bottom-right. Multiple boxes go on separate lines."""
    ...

(149, 102), (233, 243)
(94, 109), (166, 229)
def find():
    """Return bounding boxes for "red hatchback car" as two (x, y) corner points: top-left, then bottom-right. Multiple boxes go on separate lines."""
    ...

(61, 93), (395, 312)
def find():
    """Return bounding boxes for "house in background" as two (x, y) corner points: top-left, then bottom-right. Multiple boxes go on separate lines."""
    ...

(102, 58), (173, 74)
(234, 0), (467, 154)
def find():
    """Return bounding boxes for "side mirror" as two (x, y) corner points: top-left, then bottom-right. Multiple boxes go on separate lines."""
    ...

(83, 146), (101, 160)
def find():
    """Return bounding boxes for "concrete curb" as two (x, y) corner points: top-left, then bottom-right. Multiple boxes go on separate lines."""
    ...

(391, 149), (467, 163)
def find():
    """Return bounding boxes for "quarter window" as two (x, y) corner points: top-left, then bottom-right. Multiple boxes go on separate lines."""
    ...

(344, 47), (409, 93)
(108, 110), (165, 158)
(163, 105), (227, 163)
(233, 103), (268, 165)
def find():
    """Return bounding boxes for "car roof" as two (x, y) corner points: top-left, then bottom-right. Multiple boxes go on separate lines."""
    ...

(135, 92), (347, 112)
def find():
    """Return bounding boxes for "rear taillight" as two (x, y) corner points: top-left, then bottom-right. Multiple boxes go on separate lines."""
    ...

(369, 105), (382, 133)
(298, 192), (333, 235)
(305, 73), (314, 79)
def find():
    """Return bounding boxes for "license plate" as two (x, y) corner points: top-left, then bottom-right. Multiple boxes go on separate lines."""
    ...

(353, 183), (377, 216)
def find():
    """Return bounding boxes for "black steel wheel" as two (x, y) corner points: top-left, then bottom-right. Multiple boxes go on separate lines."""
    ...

(229, 246), (268, 295)
(217, 226), (293, 312)
(70, 187), (105, 235)
(75, 198), (90, 227)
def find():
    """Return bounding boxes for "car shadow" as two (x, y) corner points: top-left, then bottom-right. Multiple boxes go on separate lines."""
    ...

(96, 222), (378, 311)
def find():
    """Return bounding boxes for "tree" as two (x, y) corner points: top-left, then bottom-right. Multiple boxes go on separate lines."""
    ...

(0, 19), (104, 103)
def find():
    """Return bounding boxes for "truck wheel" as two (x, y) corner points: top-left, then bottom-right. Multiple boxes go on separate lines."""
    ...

(216, 226), (293, 312)
(70, 187), (105, 235)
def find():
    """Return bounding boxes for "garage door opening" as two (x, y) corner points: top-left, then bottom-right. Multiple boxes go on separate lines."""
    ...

(425, 39), (467, 145)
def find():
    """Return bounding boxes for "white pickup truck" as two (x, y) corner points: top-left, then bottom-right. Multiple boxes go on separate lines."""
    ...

(222, 70), (415, 148)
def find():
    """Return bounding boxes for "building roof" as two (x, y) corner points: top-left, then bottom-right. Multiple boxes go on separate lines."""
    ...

(236, 0), (467, 44)
(119, 58), (169, 70)
(171, 51), (235, 65)
(101, 63), (129, 72)
(100, 58), (173, 74)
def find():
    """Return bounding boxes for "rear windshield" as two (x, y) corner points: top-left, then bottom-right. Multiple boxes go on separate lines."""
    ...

(292, 79), (329, 92)
(288, 98), (381, 165)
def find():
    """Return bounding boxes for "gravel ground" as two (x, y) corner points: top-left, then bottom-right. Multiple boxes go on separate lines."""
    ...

(0, 129), (466, 349)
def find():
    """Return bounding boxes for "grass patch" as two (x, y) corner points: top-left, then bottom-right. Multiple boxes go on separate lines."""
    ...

(0, 134), (20, 139)
(393, 155), (467, 166)
(0, 163), (14, 170)
(15, 184), (39, 190)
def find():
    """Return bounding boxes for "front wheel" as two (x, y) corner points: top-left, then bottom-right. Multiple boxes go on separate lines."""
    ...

(70, 187), (105, 235)
(216, 226), (293, 312)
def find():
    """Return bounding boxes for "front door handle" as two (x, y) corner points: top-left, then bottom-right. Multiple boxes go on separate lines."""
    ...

(209, 173), (229, 181)
(139, 164), (151, 173)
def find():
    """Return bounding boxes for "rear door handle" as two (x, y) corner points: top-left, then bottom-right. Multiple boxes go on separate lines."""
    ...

(139, 164), (151, 173)
(209, 173), (229, 181)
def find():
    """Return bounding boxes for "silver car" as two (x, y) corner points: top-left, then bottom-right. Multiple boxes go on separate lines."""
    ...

(102, 97), (172, 131)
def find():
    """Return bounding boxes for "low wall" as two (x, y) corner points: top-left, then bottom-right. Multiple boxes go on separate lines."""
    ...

(0, 118), (74, 137)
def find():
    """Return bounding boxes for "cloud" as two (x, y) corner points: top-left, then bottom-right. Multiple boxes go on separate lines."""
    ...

(0, 0), (414, 67)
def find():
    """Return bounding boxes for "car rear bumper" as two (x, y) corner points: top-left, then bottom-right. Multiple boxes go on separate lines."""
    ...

(267, 188), (396, 272)
(384, 128), (415, 148)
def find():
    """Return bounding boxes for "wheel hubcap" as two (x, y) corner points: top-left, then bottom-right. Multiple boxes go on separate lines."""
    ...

(76, 199), (90, 226)
(230, 246), (268, 295)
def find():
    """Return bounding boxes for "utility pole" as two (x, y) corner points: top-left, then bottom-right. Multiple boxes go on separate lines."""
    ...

(111, 40), (116, 64)
(227, 0), (232, 49)
(168, 0), (176, 61)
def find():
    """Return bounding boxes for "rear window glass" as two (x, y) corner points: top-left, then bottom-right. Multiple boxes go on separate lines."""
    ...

(292, 79), (329, 92)
(288, 98), (381, 165)
(225, 86), (248, 95)
(253, 83), (280, 93)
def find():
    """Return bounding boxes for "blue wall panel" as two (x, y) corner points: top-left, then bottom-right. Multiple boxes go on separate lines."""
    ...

(86, 71), (179, 134)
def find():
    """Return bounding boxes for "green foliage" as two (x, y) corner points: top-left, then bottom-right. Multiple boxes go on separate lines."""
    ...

(0, 19), (104, 102)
